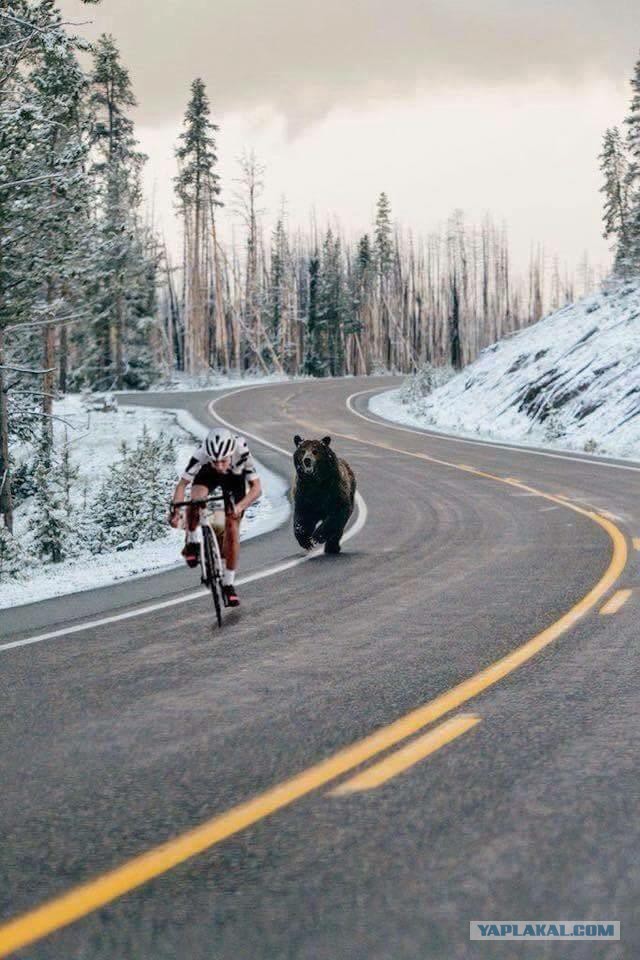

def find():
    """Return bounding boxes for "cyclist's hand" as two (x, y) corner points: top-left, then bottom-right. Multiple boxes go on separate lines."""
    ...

(169, 505), (181, 528)
(231, 502), (244, 520)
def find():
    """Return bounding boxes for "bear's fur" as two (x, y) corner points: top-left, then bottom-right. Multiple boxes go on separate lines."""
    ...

(292, 435), (356, 554)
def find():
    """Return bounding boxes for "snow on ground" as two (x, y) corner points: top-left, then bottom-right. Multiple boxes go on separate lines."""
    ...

(370, 280), (640, 462)
(1, 395), (290, 610)
(137, 371), (293, 393)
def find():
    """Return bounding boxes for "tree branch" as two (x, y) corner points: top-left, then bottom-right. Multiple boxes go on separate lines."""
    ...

(0, 364), (56, 375)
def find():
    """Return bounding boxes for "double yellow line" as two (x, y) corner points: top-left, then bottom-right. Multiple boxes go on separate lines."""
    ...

(0, 405), (629, 958)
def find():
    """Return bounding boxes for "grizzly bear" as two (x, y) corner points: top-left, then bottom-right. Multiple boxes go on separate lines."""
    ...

(292, 435), (356, 554)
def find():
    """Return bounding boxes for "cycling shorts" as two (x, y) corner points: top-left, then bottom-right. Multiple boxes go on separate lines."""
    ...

(191, 464), (248, 506)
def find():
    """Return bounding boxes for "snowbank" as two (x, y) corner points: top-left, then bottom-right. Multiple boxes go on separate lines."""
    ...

(371, 280), (640, 461)
(135, 371), (293, 393)
(1, 396), (289, 610)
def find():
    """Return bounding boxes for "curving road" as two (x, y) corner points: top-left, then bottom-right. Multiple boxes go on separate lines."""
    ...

(1, 377), (638, 958)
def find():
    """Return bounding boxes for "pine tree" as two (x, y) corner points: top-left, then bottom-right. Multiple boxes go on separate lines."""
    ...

(91, 439), (138, 550)
(29, 450), (71, 564)
(87, 34), (156, 390)
(624, 55), (640, 273)
(317, 229), (347, 376)
(174, 79), (223, 372)
(600, 128), (632, 275)
(374, 193), (393, 278)
(0, 4), (95, 528)
(0, 522), (20, 582)
(92, 428), (176, 550)
(135, 429), (176, 542)
(269, 217), (290, 351)
(303, 254), (324, 375)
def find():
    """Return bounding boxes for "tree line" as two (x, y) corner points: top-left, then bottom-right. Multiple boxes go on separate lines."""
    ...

(1, 2), (158, 537)
(170, 82), (587, 380)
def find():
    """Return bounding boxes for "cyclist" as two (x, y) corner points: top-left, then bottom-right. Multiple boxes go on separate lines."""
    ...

(170, 427), (262, 607)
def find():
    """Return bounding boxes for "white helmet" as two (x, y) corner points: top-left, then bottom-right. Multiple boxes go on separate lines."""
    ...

(204, 428), (236, 461)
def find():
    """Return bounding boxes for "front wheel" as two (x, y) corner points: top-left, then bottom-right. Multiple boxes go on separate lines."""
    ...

(202, 526), (223, 628)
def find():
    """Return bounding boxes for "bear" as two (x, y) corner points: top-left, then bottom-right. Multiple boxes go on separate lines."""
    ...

(292, 434), (356, 555)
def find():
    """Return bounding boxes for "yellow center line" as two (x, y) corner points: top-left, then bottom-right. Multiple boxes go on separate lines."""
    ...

(600, 589), (632, 615)
(0, 403), (630, 959)
(330, 715), (481, 795)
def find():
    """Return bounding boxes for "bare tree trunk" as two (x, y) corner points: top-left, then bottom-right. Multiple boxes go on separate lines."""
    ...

(59, 321), (68, 394)
(210, 205), (229, 370)
(0, 327), (13, 532)
(42, 279), (56, 443)
(115, 281), (125, 388)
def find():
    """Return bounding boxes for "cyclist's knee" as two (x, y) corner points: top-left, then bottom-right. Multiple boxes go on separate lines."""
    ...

(225, 514), (240, 537)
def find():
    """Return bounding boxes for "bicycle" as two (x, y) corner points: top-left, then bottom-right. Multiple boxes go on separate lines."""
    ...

(173, 491), (232, 628)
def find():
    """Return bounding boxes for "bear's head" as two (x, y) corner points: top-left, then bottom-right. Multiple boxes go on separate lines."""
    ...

(293, 435), (335, 479)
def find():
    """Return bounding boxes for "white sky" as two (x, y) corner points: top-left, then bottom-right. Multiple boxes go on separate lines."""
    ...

(60, 0), (640, 275)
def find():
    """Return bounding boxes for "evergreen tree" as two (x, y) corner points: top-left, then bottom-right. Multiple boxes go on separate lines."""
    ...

(599, 128), (632, 275)
(374, 193), (393, 278)
(0, 523), (20, 582)
(85, 34), (156, 390)
(303, 253), (324, 375)
(0, 4), (95, 529)
(352, 234), (373, 328)
(28, 449), (71, 563)
(92, 428), (176, 550)
(358, 234), (373, 272)
(269, 217), (289, 348)
(174, 78), (223, 372)
(317, 229), (347, 376)
(136, 429), (176, 542)
(624, 54), (640, 273)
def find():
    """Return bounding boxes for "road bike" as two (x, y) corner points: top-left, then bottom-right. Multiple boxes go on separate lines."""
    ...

(173, 492), (231, 628)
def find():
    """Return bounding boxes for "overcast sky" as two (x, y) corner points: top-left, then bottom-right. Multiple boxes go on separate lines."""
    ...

(61, 0), (640, 275)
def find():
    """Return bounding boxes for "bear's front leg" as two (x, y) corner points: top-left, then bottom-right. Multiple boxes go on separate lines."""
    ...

(321, 506), (352, 554)
(294, 513), (315, 551)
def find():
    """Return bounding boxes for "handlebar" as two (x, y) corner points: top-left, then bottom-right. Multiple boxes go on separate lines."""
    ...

(172, 495), (228, 508)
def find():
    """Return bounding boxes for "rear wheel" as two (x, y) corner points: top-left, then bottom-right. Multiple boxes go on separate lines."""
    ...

(202, 526), (223, 628)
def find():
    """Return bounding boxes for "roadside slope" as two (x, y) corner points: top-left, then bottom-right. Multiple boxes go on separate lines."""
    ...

(372, 280), (640, 460)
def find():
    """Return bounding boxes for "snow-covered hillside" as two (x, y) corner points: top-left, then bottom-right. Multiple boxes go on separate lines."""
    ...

(371, 281), (640, 460)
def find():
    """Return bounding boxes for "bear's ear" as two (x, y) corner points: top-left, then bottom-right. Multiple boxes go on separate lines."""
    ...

(294, 435), (303, 447)
(321, 435), (331, 446)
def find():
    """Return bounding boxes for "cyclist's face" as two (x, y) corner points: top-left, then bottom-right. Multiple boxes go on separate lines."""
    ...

(213, 457), (231, 473)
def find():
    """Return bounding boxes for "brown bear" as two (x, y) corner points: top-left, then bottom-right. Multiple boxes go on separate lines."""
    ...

(292, 435), (356, 554)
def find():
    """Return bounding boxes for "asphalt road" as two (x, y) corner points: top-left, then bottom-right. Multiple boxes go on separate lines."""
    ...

(1, 377), (638, 959)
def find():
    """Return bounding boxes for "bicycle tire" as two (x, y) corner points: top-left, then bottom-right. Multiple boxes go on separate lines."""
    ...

(202, 526), (223, 628)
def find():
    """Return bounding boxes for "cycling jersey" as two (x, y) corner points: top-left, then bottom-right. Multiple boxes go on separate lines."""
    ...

(181, 436), (258, 484)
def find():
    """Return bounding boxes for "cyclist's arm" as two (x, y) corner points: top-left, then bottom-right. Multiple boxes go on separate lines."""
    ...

(169, 452), (203, 520)
(172, 477), (189, 506)
(234, 476), (262, 516)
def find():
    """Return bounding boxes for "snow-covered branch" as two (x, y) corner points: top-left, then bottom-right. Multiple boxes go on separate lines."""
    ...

(0, 171), (76, 191)
(0, 365), (56, 375)
(4, 313), (90, 335)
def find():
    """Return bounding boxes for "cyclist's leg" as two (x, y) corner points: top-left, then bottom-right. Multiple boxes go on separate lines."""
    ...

(181, 481), (208, 566)
(187, 483), (209, 532)
(219, 477), (245, 604)
(223, 511), (241, 576)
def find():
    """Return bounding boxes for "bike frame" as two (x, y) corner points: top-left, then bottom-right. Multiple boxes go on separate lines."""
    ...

(173, 491), (232, 627)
